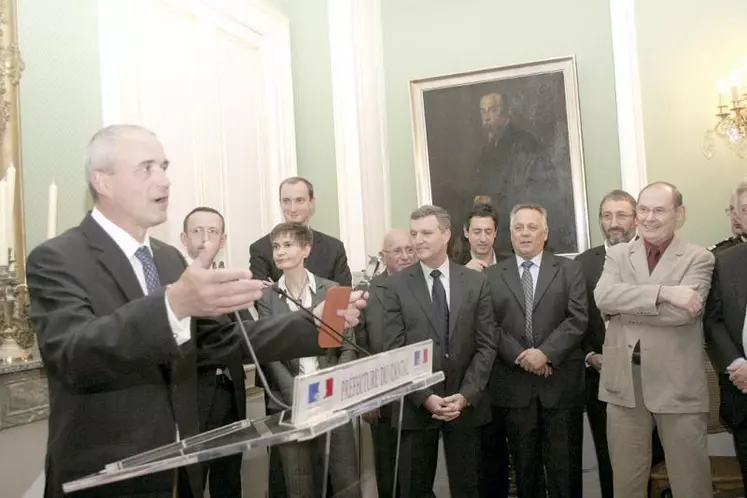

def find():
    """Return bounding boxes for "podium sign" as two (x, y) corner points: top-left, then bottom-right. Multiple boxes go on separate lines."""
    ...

(291, 340), (433, 425)
(62, 340), (442, 495)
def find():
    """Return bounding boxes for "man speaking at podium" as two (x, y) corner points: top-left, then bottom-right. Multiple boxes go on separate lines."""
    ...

(25, 125), (368, 498)
(383, 205), (496, 498)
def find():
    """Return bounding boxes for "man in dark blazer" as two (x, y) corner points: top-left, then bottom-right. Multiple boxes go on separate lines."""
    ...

(383, 205), (497, 498)
(485, 203), (587, 498)
(249, 176), (352, 285)
(26, 125), (368, 498)
(355, 228), (415, 497)
(575, 189), (666, 498)
(705, 181), (747, 484)
(180, 206), (248, 498)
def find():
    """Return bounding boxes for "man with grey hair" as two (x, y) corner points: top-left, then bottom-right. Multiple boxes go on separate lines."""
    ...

(596, 182), (714, 498)
(709, 191), (746, 254)
(485, 203), (587, 497)
(384, 205), (496, 497)
(706, 177), (747, 486)
(26, 124), (369, 498)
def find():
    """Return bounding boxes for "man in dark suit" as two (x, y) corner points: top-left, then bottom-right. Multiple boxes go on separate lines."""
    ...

(355, 228), (415, 497)
(575, 190), (639, 498)
(383, 205), (497, 498)
(180, 206), (247, 498)
(449, 202), (512, 498)
(709, 192), (745, 254)
(26, 125), (368, 498)
(249, 176), (352, 285)
(485, 203), (587, 498)
(705, 180), (747, 485)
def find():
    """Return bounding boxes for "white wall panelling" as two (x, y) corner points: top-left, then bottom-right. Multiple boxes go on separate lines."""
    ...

(328, 0), (391, 273)
(97, 0), (297, 266)
(609, 0), (648, 193)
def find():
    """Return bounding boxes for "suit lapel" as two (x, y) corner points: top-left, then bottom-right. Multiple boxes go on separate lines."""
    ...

(592, 247), (606, 283)
(499, 258), (525, 313)
(448, 263), (464, 337)
(733, 250), (747, 316)
(650, 237), (684, 282)
(534, 252), (559, 310)
(630, 238), (650, 282)
(81, 214), (144, 302)
(151, 239), (182, 287)
(405, 265), (441, 337)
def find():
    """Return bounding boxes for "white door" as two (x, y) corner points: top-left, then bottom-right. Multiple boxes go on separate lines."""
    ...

(97, 0), (297, 267)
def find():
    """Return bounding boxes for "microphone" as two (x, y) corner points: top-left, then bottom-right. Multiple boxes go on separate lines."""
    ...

(270, 284), (371, 357)
(232, 310), (292, 410)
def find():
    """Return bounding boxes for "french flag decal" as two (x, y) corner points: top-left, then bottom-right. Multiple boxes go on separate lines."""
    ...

(308, 377), (334, 404)
(414, 348), (429, 366)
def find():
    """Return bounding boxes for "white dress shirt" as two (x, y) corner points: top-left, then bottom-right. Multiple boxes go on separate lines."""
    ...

(91, 208), (191, 346)
(420, 259), (451, 308)
(515, 252), (543, 295)
(279, 270), (319, 375)
(470, 250), (498, 266)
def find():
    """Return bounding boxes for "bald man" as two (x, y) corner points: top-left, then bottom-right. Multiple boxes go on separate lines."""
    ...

(355, 229), (415, 497)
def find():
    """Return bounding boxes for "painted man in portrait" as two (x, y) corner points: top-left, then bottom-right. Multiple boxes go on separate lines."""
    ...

(470, 92), (576, 253)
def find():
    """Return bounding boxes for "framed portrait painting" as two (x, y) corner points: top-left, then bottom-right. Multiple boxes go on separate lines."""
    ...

(410, 56), (589, 255)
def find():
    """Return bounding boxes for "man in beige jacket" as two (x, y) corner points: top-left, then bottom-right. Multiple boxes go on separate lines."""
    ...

(594, 182), (715, 498)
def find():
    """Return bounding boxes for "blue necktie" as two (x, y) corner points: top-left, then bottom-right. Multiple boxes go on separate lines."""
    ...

(135, 246), (161, 294)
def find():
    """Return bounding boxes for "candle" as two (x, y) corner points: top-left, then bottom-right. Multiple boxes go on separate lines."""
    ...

(47, 183), (58, 239)
(718, 79), (729, 107)
(730, 71), (741, 102)
(0, 179), (8, 266)
(6, 163), (15, 255)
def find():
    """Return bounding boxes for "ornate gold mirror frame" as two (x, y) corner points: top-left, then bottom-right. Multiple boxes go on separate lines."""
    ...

(0, 0), (33, 363)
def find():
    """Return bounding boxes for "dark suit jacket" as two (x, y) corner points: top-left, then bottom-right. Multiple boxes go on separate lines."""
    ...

(704, 243), (747, 428)
(575, 245), (606, 356)
(256, 275), (356, 412)
(26, 214), (325, 498)
(196, 309), (254, 425)
(486, 252), (588, 409)
(383, 262), (497, 430)
(355, 272), (389, 355)
(249, 229), (352, 285)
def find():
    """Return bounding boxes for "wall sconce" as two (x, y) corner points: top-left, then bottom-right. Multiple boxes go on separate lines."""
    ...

(704, 64), (747, 159)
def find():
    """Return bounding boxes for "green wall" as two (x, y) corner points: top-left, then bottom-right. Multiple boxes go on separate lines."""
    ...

(637, 0), (747, 247)
(274, 0), (341, 237)
(18, 0), (101, 252)
(381, 0), (621, 247)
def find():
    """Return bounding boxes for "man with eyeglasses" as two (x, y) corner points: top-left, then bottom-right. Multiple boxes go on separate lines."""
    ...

(575, 190), (663, 497)
(709, 192), (745, 254)
(595, 182), (715, 498)
(354, 229), (415, 497)
(181, 206), (247, 498)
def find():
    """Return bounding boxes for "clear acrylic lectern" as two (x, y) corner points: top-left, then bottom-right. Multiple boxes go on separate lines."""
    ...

(62, 340), (443, 497)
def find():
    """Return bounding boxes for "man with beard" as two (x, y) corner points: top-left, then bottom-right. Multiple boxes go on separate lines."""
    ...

(575, 190), (663, 498)
(595, 182), (714, 498)
(470, 92), (575, 253)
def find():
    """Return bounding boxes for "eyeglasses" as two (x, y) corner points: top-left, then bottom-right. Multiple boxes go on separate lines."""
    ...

(383, 247), (415, 257)
(636, 206), (673, 218)
(189, 227), (222, 238)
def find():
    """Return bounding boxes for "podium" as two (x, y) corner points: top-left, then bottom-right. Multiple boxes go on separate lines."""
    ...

(62, 340), (442, 497)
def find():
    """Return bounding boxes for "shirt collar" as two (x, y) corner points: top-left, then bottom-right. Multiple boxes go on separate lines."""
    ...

(470, 249), (497, 266)
(91, 207), (152, 260)
(420, 259), (450, 280)
(278, 269), (317, 295)
(515, 251), (543, 270)
(644, 237), (673, 256)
